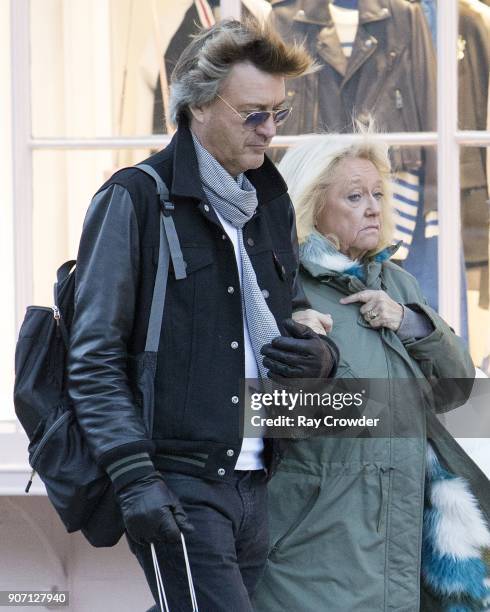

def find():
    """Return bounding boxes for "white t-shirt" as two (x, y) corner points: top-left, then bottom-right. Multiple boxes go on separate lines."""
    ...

(329, 3), (359, 58)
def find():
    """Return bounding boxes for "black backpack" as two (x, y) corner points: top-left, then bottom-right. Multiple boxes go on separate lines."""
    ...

(13, 165), (186, 547)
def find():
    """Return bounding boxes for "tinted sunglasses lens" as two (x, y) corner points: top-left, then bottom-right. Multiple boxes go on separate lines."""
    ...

(244, 111), (270, 128)
(274, 108), (291, 125)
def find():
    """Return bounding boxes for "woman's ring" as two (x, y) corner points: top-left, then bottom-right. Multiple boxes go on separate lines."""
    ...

(367, 310), (378, 320)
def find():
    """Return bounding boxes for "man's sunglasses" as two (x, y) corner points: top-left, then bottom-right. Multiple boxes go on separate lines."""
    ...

(216, 94), (292, 129)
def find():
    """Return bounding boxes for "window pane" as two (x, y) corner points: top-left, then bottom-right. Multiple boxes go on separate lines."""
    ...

(457, 0), (490, 370)
(30, 0), (217, 138)
(264, 1), (436, 136)
(461, 146), (490, 373)
(458, 1), (490, 132)
(262, 1), (439, 265)
(32, 149), (151, 306)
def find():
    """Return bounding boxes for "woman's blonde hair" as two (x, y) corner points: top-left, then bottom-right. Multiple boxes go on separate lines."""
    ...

(279, 123), (396, 256)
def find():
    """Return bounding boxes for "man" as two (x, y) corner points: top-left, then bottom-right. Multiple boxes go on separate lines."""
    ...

(68, 18), (338, 611)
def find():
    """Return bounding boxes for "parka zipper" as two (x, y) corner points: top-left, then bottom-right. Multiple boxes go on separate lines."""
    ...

(377, 466), (394, 532)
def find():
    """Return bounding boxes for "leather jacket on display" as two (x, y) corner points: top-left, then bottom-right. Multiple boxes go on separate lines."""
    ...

(270, 0), (437, 214)
(67, 122), (322, 485)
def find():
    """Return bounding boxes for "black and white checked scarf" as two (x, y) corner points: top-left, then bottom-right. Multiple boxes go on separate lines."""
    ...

(192, 132), (280, 378)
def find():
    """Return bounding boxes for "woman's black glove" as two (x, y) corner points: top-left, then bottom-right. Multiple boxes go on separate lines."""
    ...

(261, 319), (339, 383)
(116, 472), (193, 545)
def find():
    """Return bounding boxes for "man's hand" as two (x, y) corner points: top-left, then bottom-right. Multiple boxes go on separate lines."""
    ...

(292, 308), (333, 335)
(116, 472), (193, 545)
(340, 290), (403, 331)
(261, 319), (338, 383)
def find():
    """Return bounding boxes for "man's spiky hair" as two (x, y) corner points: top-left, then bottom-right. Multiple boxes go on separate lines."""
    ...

(168, 18), (316, 126)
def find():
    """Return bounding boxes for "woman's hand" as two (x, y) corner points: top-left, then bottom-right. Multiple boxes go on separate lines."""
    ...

(340, 290), (403, 331)
(292, 308), (333, 335)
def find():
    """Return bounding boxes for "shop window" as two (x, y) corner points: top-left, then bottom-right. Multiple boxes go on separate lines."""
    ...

(458, 0), (490, 134)
(32, 149), (137, 305)
(461, 146), (490, 374)
(4, 0), (490, 430)
(30, 0), (216, 138)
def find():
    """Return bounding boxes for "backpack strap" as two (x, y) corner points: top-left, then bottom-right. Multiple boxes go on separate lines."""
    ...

(53, 260), (76, 311)
(134, 164), (188, 435)
(134, 164), (187, 354)
(136, 164), (187, 281)
(53, 261), (76, 350)
(56, 260), (76, 284)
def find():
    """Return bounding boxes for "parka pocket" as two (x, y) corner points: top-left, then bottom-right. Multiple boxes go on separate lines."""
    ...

(263, 461), (393, 610)
(267, 470), (321, 558)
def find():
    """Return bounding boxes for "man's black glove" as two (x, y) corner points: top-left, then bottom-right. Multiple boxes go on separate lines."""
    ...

(261, 319), (339, 384)
(116, 472), (193, 545)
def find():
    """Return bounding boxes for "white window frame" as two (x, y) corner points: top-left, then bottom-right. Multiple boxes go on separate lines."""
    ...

(4, 0), (490, 489)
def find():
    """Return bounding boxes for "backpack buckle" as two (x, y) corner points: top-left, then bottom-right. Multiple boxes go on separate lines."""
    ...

(161, 198), (174, 217)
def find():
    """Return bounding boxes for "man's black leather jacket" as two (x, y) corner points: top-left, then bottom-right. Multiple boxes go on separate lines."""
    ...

(68, 123), (338, 490)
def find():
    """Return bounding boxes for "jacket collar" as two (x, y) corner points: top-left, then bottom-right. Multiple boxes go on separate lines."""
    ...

(287, 0), (391, 80)
(299, 230), (401, 290)
(281, 0), (391, 27)
(170, 119), (288, 205)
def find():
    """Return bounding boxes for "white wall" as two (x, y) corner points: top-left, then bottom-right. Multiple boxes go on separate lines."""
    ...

(0, 496), (155, 611)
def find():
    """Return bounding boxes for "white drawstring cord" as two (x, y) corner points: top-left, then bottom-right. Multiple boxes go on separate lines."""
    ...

(181, 533), (199, 612)
(151, 542), (169, 612)
(150, 536), (199, 612)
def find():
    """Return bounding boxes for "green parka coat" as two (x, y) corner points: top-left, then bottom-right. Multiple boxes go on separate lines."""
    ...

(253, 245), (476, 612)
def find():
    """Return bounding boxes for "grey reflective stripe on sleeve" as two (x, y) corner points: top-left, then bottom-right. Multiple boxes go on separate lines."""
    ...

(109, 460), (154, 482)
(106, 452), (152, 480)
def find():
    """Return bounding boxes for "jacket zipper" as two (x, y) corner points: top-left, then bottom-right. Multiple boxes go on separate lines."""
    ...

(25, 410), (72, 493)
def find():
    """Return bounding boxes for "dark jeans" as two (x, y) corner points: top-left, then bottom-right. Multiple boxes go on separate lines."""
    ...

(127, 470), (269, 612)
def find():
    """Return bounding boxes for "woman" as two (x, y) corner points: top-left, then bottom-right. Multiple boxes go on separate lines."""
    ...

(253, 134), (489, 611)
